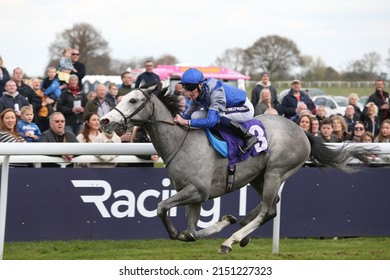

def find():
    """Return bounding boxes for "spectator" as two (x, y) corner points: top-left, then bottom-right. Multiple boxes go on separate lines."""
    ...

(77, 112), (101, 143)
(134, 60), (160, 88)
(12, 67), (40, 111)
(70, 48), (86, 88)
(332, 115), (349, 142)
(348, 121), (366, 142)
(254, 87), (273, 115)
(41, 67), (65, 101)
(311, 117), (320, 136)
(348, 93), (362, 119)
(106, 83), (119, 106)
(365, 79), (389, 125)
(32, 77), (54, 132)
(57, 47), (77, 84)
(315, 105), (327, 124)
(84, 84), (113, 118)
(360, 102), (380, 137)
(87, 91), (97, 101)
(251, 71), (279, 113)
(360, 132), (377, 162)
(0, 55), (10, 94)
(0, 108), (26, 142)
(280, 79), (315, 119)
(56, 74), (87, 136)
(290, 102), (308, 123)
(361, 131), (374, 143)
(77, 112), (118, 167)
(374, 119), (390, 143)
(40, 112), (78, 165)
(17, 105), (41, 142)
(0, 80), (30, 118)
(318, 117), (338, 142)
(298, 114), (312, 133)
(118, 71), (134, 97)
(343, 105), (359, 133)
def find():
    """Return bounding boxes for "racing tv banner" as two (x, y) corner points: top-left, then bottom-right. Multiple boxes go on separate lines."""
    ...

(4, 167), (390, 241)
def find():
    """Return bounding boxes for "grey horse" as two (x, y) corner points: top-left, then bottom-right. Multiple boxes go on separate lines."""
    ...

(100, 83), (370, 254)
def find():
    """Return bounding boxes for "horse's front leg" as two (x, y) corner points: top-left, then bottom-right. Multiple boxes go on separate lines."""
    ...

(157, 183), (206, 241)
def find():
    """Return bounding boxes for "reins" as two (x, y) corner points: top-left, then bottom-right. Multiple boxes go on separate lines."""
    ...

(114, 88), (189, 167)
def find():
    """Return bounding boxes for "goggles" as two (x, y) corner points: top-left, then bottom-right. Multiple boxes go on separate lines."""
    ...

(183, 84), (198, 91)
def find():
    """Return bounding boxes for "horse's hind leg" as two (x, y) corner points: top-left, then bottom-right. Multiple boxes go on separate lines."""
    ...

(219, 174), (281, 254)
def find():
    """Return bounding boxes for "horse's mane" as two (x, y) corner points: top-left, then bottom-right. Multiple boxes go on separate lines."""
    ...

(139, 82), (184, 116)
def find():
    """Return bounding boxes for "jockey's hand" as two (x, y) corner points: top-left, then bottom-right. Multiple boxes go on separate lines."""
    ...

(175, 114), (190, 127)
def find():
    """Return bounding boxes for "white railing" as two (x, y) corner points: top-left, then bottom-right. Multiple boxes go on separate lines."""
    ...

(0, 142), (389, 259)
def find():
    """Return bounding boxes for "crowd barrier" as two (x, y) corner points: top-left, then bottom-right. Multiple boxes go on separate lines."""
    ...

(0, 143), (389, 259)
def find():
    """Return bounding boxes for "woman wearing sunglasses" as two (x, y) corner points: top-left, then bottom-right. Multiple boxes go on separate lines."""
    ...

(348, 121), (366, 142)
(174, 68), (258, 153)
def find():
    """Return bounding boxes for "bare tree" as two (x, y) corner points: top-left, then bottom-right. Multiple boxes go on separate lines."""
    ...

(215, 48), (246, 72)
(47, 22), (111, 74)
(244, 35), (302, 77)
(362, 52), (381, 74)
(155, 54), (179, 66)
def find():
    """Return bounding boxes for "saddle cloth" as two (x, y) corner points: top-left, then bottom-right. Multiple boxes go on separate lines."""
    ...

(204, 119), (269, 165)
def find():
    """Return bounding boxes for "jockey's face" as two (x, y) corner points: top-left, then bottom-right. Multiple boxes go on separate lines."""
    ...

(184, 84), (202, 100)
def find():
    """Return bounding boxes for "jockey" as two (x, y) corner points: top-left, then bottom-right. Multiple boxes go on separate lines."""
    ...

(174, 68), (259, 153)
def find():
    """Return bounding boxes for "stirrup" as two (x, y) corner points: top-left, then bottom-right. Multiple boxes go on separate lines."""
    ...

(239, 137), (259, 154)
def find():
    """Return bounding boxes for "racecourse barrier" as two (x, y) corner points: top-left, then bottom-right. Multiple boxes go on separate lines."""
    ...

(0, 143), (389, 259)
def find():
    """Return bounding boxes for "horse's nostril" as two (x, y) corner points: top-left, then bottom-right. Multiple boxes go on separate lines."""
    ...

(100, 118), (109, 126)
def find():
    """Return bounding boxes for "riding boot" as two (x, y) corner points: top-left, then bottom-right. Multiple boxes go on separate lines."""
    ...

(227, 121), (259, 153)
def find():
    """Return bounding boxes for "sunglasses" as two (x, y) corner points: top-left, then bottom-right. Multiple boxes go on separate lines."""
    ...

(72, 53), (79, 56)
(183, 84), (198, 91)
(354, 127), (364, 131)
(53, 120), (65, 123)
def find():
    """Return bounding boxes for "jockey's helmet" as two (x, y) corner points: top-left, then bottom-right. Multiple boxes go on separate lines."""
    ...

(181, 68), (205, 89)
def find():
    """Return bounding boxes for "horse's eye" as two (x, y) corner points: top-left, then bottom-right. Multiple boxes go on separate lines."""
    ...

(129, 98), (137, 104)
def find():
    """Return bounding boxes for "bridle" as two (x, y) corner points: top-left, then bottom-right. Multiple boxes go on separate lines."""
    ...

(112, 88), (190, 167)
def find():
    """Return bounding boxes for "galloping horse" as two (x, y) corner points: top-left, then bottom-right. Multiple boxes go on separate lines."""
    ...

(100, 83), (369, 254)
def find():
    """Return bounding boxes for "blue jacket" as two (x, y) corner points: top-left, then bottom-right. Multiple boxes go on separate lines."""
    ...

(183, 78), (247, 128)
(17, 120), (42, 142)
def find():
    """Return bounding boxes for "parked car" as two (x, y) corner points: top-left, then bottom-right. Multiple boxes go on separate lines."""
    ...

(357, 96), (369, 111)
(278, 88), (325, 103)
(312, 95), (346, 116)
(333, 96), (349, 108)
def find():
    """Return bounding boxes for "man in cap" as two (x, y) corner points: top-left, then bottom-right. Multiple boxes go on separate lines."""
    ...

(280, 79), (316, 119)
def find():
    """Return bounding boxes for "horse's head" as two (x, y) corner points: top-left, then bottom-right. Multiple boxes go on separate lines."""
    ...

(100, 82), (160, 134)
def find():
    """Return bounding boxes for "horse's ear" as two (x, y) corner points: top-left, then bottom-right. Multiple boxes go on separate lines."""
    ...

(140, 81), (160, 93)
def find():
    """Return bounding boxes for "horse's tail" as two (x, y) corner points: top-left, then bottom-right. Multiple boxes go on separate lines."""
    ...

(305, 131), (376, 173)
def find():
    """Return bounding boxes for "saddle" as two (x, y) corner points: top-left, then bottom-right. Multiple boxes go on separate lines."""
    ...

(204, 119), (269, 165)
(204, 119), (269, 193)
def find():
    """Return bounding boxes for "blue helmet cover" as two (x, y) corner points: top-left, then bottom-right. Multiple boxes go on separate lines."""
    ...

(181, 68), (205, 84)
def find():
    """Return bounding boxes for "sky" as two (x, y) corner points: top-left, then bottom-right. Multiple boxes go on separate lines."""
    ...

(1, 0), (390, 77)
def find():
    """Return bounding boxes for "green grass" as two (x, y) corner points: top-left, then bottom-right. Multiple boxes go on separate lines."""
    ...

(273, 86), (372, 97)
(4, 237), (390, 260)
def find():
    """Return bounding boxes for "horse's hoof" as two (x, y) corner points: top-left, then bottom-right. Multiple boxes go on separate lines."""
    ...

(178, 230), (196, 242)
(222, 215), (237, 225)
(239, 236), (251, 247)
(218, 245), (232, 254)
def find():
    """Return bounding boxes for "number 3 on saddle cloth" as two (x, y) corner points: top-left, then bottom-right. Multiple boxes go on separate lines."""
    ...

(204, 119), (269, 192)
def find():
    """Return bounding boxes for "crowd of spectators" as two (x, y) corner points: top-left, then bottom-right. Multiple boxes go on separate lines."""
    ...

(0, 51), (163, 167)
(0, 49), (389, 167)
(251, 75), (390, 144)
